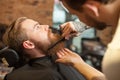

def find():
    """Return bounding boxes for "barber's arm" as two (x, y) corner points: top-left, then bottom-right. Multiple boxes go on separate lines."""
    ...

(56, 48), (107, 80)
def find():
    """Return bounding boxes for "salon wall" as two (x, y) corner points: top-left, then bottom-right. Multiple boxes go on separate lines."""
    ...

(0, 0), (54, 26)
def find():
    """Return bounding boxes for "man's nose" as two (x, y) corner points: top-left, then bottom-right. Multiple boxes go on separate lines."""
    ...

(44, 25), (49, 31)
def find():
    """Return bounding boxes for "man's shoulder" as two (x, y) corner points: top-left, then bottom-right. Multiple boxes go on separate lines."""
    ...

(58, 63), (86, 80)
(4, 64), (29, 78)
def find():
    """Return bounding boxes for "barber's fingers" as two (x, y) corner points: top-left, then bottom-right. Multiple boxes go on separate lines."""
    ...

(56, 48), (67, 58)
(62, 48), (74, 54)
(56, 48), (76, 65)
(60, 22), (77, 37)
(56, 48), (73, 59)
(55, 58), (66, 64)
(62, 26), (71, 37)
(56, 50), (66, 63)
(64, 32), (79, 40)
(60, 22), (68, 29)
(57, 50), (65, 58)
(61, 26), (78, 39)
(60, 22), (74, 29)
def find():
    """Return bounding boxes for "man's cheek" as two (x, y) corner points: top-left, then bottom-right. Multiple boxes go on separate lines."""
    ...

(49, 33), (61, 44)
(48, 41), (65, 55)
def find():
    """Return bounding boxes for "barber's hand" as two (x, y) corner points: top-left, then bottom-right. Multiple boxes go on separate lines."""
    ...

(56, 48), (84, 66)
(60, 22), (78, 40)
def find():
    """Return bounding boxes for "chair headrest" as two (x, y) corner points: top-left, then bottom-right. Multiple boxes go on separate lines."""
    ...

(0, 47), (19, 67)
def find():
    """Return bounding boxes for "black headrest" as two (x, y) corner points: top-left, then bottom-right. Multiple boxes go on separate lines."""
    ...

(0, 47), (19, 67)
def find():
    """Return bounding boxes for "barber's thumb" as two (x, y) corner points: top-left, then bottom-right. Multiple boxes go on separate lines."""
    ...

(64, 33), (78, 40)
(55, 59), (63, 63)
(70, 32), (79, 37)
(65, 36), (70, 40)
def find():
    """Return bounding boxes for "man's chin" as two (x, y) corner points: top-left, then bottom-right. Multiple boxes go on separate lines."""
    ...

(93, 21), (109, 30)
(47, 41), (65, 56)
(95, 26), (107, 30)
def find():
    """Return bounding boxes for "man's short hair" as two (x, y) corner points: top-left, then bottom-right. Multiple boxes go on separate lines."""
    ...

(3, 17), (28, 53)
(2, 17), (29, 68)
(62, 0), (115, 12)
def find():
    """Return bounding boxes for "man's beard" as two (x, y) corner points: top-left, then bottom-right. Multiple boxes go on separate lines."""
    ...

(94, 21), (108, 30)
(47, 31), (65, 55)
(86, 15), (111, 30)
(33, 40), (48, 54)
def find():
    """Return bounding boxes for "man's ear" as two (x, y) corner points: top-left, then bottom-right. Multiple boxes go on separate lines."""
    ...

(84, 1), (100, 17)
(23, 40), (35, 49)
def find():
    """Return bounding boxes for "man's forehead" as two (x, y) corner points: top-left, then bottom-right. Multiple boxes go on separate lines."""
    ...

(22, 19), (37, 27)
(22, 19), (37, 24)
(19, 19), (34, 32)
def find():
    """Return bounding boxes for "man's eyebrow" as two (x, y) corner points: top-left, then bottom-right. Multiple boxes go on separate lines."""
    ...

(33, 22), (39, 29)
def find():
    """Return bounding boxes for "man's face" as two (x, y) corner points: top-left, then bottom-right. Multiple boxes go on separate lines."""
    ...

(60, 0), (108, 30)
(21, 19), (61, 51)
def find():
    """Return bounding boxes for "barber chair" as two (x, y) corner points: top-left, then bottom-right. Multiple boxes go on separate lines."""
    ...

(0, 47), (19, 67)
(81, 37), (106, 71)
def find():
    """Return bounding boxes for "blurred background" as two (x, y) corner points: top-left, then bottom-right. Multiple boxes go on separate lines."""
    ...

(0, 0), (116, 79)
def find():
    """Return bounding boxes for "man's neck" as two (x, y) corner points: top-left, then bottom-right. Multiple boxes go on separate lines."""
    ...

(29, 49), (47, 59)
